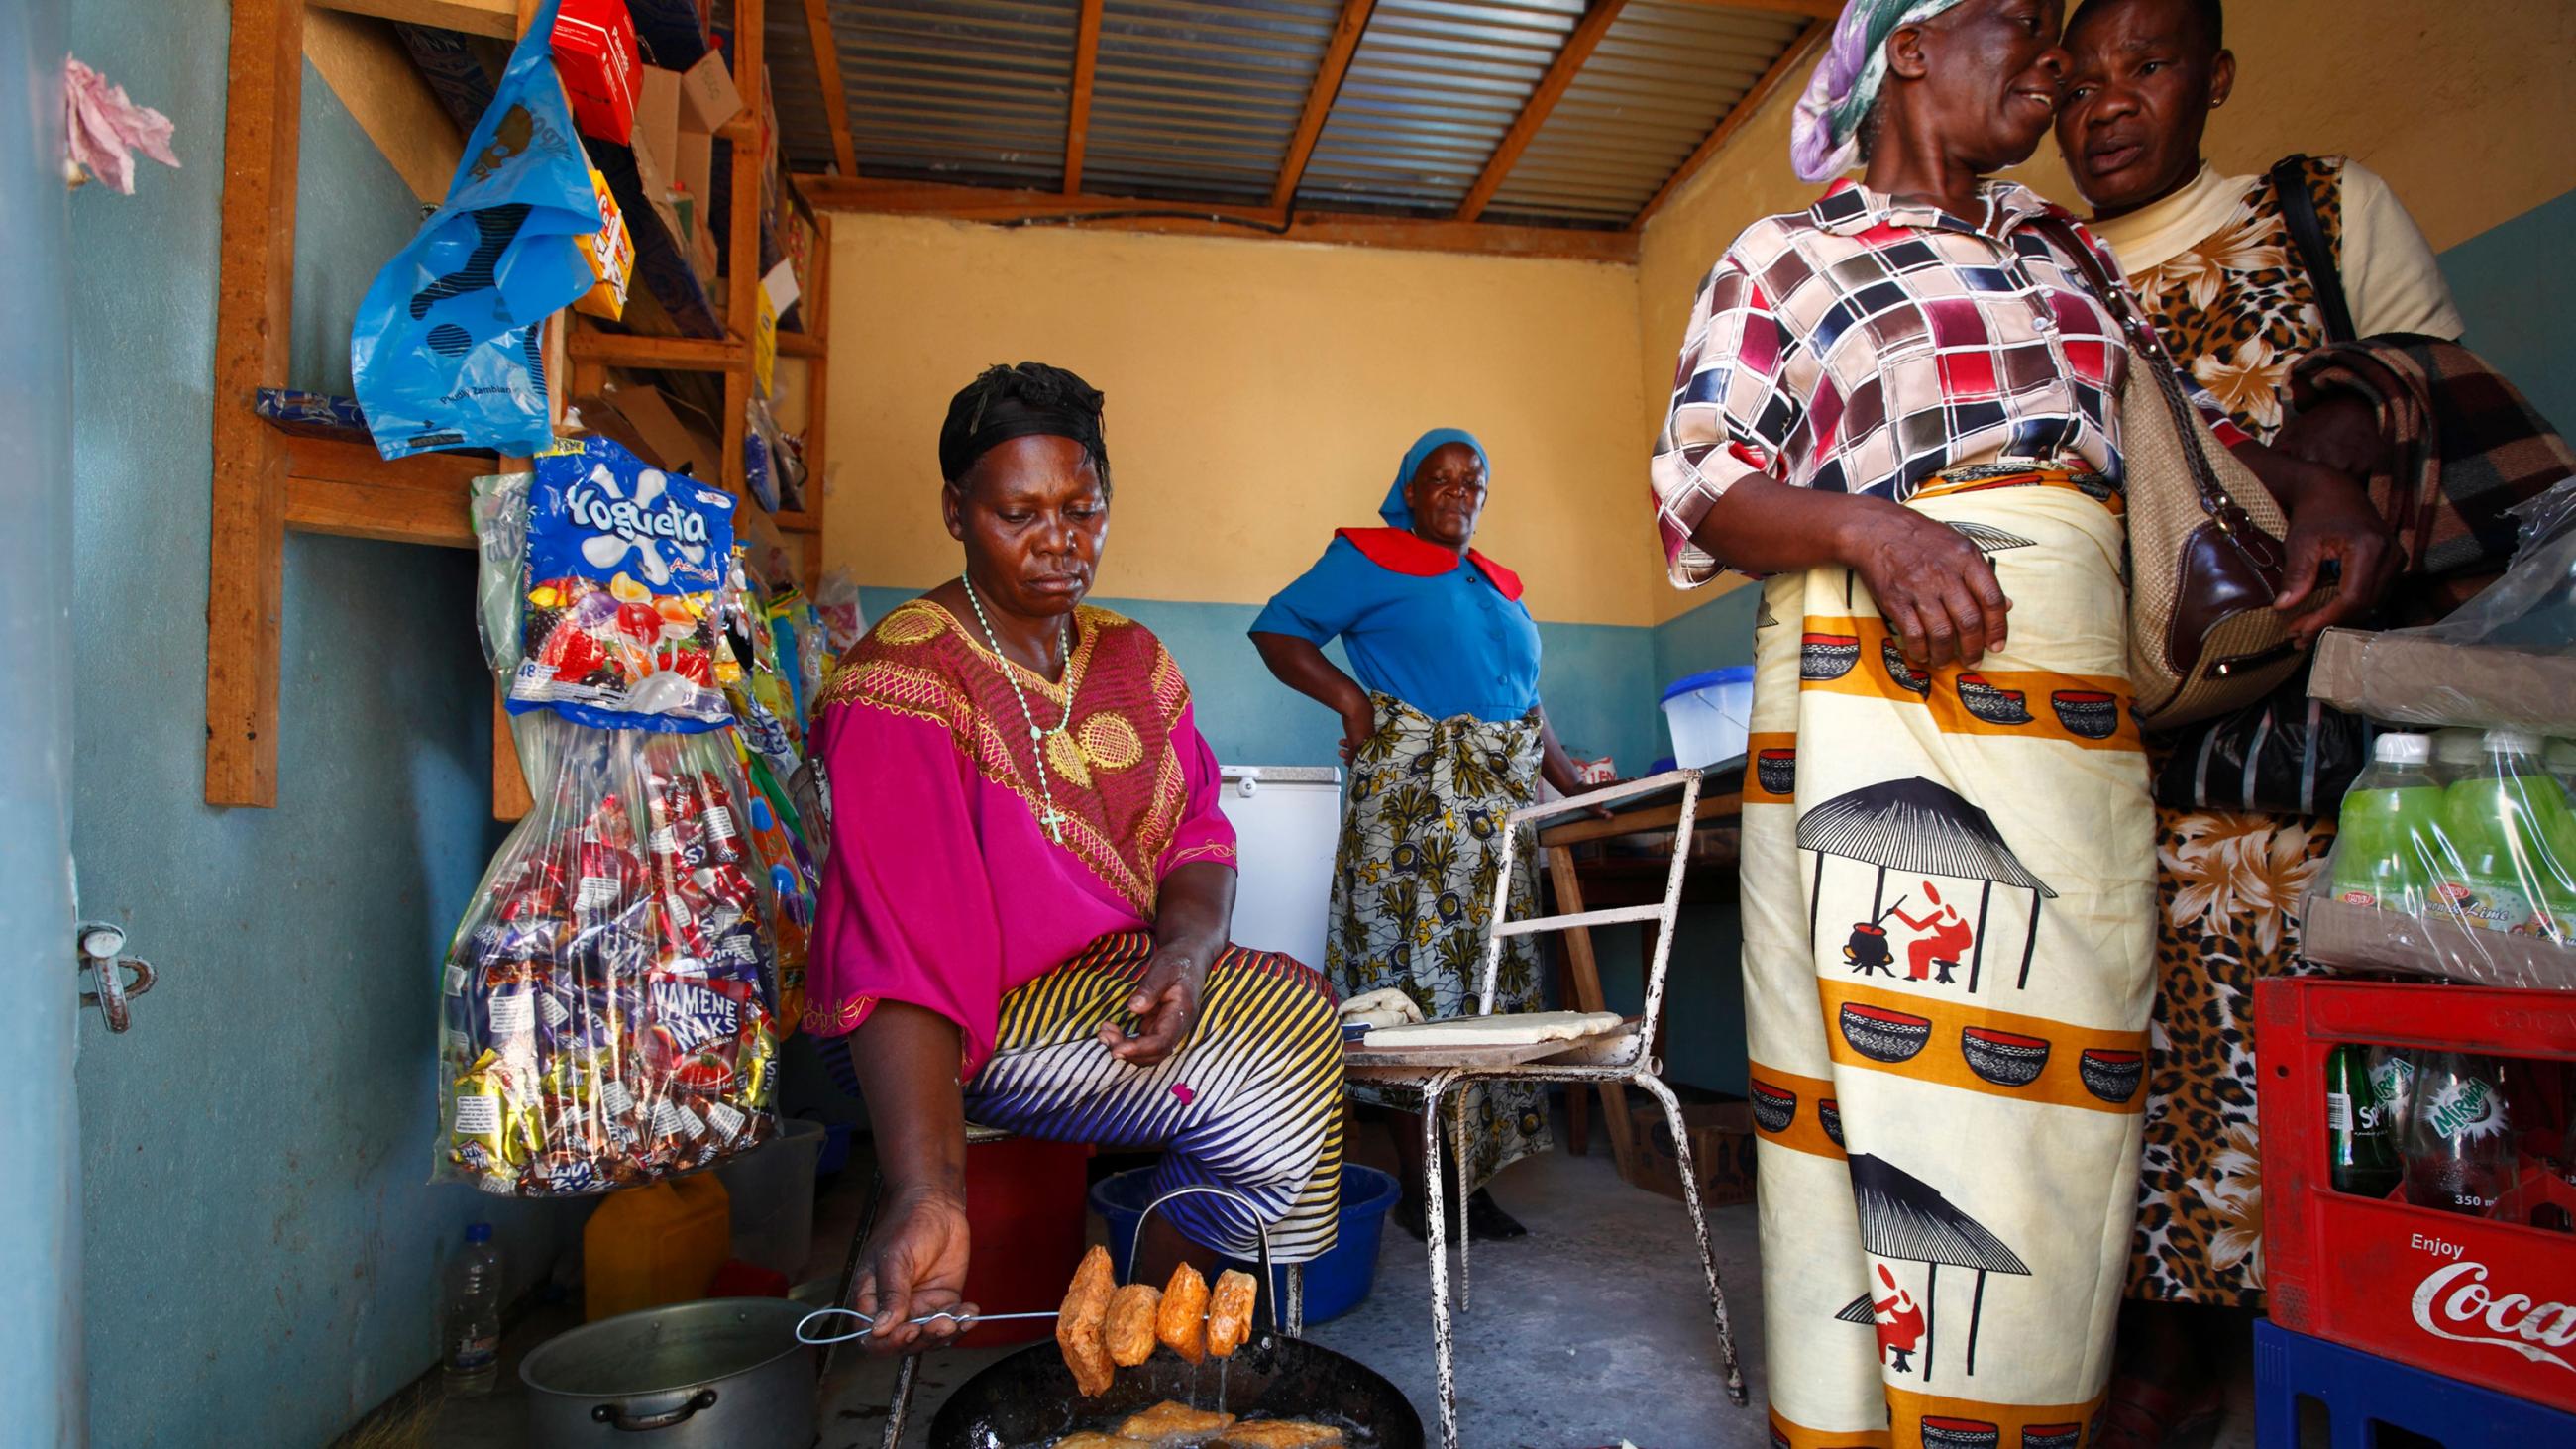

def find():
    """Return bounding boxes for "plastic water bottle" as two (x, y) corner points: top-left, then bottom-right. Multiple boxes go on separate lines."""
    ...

(444, 1222), (504, 1396)
(2435, 729), (2576, 936)
(2330, 733), (2441, 914)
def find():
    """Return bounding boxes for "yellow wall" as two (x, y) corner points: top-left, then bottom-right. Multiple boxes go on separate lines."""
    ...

(820, 214), (1653, 627)
(1634, 0), (2576, 621)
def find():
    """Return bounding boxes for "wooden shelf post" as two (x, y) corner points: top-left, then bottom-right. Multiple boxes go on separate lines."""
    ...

(207, 0), (307, 808)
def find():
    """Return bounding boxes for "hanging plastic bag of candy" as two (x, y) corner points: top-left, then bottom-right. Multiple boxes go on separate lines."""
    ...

(435, 436), (781, 1196)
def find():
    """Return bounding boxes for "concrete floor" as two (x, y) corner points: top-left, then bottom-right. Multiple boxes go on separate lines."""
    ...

(399, 1120), (2261, 1449)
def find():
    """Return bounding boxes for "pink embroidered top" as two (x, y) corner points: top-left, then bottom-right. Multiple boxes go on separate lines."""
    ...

(802, 600), (1238, 1076)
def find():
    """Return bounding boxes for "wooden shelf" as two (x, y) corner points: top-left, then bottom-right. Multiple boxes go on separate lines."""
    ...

(568, 328), (746, 372)
(208, 0), (827, 814)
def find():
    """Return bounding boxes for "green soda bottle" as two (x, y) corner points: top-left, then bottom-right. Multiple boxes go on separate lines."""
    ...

(2327, 1043), (2403, 1196)
(2331, 733), (2441, 914)
(2435, 729), (2576, 937)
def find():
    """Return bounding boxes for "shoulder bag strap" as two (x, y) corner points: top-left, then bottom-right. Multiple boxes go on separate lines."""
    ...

(2033, 215), (2238, 520)
(2270, 154), (2357, 344)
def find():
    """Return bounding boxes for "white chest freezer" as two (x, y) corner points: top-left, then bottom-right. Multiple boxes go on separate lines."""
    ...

(1214, 765), (1343, 972)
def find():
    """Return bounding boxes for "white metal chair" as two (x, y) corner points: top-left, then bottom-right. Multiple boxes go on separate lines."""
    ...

(1344, 768), (1745, 1449)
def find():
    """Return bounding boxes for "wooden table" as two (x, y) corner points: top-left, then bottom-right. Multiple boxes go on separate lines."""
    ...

(1535, 784), (1741, 1180)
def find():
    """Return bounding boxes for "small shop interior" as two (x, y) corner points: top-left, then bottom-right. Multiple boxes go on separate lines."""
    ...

(22, 1), (2576, 1447)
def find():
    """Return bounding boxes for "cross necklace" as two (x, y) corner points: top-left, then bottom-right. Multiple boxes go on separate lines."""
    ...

(961, 574), (1076, 842)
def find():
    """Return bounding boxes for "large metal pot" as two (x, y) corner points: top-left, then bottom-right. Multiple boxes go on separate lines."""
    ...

(520, 1297), (815, 1448)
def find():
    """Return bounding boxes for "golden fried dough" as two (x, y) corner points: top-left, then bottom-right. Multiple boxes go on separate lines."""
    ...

(1215, 1423), (1344, 1449)
(1050, 1435), (1149, 1449)
(1056, 1244), (1117, 1397)
(1105, 1282), (1162, 1367)
(1155, 1262), (1209, 1364)
(1114, 1400), (1236, 1443)
(1206, 1269), (1258, 1358)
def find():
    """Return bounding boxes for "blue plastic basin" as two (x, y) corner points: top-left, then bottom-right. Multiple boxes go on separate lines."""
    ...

(1087, 1164), (1401, 1326)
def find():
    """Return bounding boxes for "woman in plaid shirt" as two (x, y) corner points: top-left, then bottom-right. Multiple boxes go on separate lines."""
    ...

(1648, 3), (2378, 1444)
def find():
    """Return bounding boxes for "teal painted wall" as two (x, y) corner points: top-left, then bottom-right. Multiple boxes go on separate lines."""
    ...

(2444, 188), (2576, 434)
(69, 19), (573, 1444)
(856, 586), (1666, 775)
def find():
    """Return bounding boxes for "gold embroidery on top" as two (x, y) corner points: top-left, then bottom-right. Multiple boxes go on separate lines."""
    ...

(1078, 712), (1144, 771)
(816, 602), (1204, 918)
(873, 603), (947, 646)
(1044, 730), (1095, 789)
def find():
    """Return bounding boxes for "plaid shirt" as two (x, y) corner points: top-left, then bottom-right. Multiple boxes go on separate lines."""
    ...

(1652, 179), (2249, 586)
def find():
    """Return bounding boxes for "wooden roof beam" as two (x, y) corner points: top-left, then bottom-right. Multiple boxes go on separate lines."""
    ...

(1064, 0), (1104, 194)
(1456, 0), (1627, 223)
(1629, 18), (1824, 229)
(798, 173), (1638, 263)
(803, 0), (857, 176)
(1270, 0), (1377, 211)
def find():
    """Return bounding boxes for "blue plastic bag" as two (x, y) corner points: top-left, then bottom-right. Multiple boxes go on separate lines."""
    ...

(507, 436), (738, 732)
(353, 0), (598, 460)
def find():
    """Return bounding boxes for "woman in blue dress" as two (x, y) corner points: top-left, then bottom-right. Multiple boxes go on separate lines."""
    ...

(1251, 428), (1594, 1240)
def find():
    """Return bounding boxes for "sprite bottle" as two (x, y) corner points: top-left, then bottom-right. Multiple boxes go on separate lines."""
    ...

(2327, 1043), (2402, 1197)
(2331, 733), (2441, 914)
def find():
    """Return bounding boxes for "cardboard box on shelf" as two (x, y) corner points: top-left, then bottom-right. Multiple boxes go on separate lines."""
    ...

(2308, 626), (2576, 734)
(678, 49), (744, 132)
(552, 0), (640, 145)
(591, 379), (719, 479)
(672, 128), (713, 226)
(1622, 1100), (1756, 1207)
(634, 66), (682, 176)
(572, 169), (633, 321)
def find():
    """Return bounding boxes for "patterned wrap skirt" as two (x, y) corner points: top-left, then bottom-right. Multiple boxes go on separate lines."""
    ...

(1325, 692), (1552, 1194)
(1740, 468), (2155, 1449)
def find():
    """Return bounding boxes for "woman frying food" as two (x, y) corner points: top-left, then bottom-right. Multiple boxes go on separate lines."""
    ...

(805, 362), (1344, 1355)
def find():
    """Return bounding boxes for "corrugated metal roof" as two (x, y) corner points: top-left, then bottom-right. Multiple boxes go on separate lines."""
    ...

(1484, 1), (1809, 225)
(1084, 0), (1343, 202)
(761, 0), (1817, 230)
(1296, 0), (1581, 214)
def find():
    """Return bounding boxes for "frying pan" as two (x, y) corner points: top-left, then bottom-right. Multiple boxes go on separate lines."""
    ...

(928, 1184), (1424, 1449)
(927, 1330), (1423, 1449)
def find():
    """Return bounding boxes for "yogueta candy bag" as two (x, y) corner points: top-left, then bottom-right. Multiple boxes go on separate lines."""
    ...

(510, 435), (736, 731)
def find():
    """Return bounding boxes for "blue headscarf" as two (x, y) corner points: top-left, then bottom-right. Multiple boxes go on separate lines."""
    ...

(1378, 428), (1490, 530)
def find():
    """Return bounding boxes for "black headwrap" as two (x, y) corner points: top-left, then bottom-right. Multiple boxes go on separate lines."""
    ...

(937, 362), (1112, 493)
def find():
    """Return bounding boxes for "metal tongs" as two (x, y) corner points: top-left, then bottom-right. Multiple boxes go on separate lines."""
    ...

(797, 1183), (1285, 1347)
(794, 1304), (1057, 1345)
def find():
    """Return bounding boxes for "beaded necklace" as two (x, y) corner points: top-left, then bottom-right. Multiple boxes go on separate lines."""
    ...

(961, 574), (1075, 842)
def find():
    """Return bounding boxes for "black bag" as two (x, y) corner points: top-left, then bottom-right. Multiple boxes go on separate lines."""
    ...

(2149, 155), (2376, 818)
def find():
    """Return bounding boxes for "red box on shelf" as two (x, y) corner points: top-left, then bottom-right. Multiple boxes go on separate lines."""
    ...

(2257, 977), (2576, 1413)
(552, 0), (641, 145)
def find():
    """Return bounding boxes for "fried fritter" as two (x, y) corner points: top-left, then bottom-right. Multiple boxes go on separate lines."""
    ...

(1049, 1435), (1149, 1449)
(1114, 1400), (1236, 1443)
(1206, 1269), (1258, 1358)
(1214, 1423), (1345, 1449)
(1056, 1244), (1117, 1397)
(1105, 1282), (1162, 1367)
(1155, 1262), (1209, 1364)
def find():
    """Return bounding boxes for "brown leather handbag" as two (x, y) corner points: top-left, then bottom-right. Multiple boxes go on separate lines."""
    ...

(2037, 218), (2332, 730)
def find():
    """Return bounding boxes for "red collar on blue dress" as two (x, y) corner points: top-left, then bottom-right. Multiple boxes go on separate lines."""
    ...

(1334, 527), (1525, 602)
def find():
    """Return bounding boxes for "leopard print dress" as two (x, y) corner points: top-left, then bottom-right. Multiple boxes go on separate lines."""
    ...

(2121, 158), (2348, 1305)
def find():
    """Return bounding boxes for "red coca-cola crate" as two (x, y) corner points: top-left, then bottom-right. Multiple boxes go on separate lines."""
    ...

(2257, 977), (2576, 1413)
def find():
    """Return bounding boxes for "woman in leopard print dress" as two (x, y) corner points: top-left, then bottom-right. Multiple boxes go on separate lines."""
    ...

(2057, 0), (2465, 1443)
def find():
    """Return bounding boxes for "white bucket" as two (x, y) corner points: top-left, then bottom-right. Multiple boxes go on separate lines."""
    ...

(1660, 667), (1755, 770)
